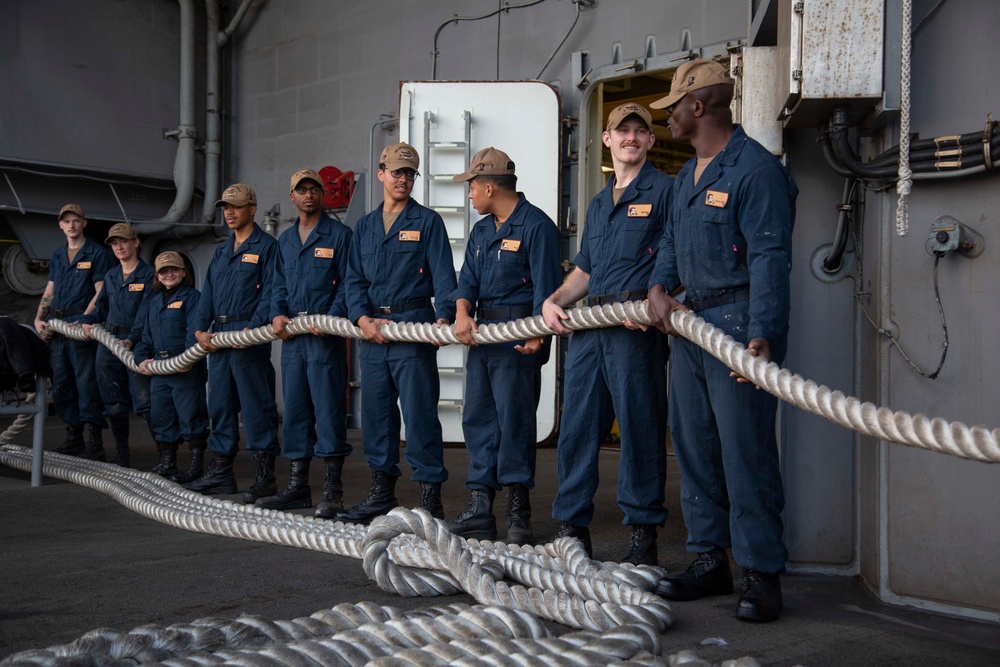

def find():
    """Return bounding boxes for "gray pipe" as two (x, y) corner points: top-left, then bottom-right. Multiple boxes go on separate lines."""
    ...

(201, 0), (222, 226)
(134, 0), (199, 236)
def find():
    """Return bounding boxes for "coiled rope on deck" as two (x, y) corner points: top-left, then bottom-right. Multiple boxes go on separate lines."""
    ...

(42, 301), (1000, 463)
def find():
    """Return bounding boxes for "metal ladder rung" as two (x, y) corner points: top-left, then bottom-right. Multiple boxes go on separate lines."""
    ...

(438, 398), (464, 409)
(427, 141), (466, 148)
(429, 174), (461, 180)
(438, 367), (465, 377)
(435, 206), (464, 213)
(449, 238), (466, 247)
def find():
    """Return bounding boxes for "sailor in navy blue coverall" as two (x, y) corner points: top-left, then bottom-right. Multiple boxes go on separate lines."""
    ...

(34, 204), (114, 459)
(260, 168), (354, 514)
(340, 142), (456, 525)
(447, 147), (561, 545)
(543, 104), (671, 566)
(647, 59), (797, 623)
(80, 223), (154, 467)
(188, 183), (280, 500)
(135, 251), (209, 480)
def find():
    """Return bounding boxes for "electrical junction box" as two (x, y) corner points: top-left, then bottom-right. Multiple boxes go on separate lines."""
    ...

(732, 47), (785, 157)
(927, 215), (986, 258)
(776, 0), (885, 128)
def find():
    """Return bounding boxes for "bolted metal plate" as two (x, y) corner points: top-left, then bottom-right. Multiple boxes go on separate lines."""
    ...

(3, 244), (48, 296)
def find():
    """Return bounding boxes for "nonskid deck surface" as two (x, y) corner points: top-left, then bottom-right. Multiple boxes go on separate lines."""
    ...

(1, 415), (998, 666)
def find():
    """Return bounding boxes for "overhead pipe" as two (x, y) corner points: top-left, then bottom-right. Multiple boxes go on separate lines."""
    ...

(135, 0), (200, 236)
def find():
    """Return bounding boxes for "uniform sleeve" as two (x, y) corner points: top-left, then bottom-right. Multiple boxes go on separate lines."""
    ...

(185, 290), (203, 349)
(133, 301), (153, 362)
(269, 238), (289, 321)
(529, 216), (563, 316)
(740, 161), (796, 343)
(93, 245), (115, 282)
(649, 178), (682, 292)
(191, 249), (217, 332)
(452, 225), (482, 307)
(346, 220), (374, 324)
(427, 212), (457, 321)
(573, 199), (596, 275)
(329, 226), (353, 318)
(80, 269), (112, 324)
(249, 240), (277, 329)
(129, 290), (153, 347)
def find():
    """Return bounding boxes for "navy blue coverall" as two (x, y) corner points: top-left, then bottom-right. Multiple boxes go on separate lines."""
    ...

(649, 125), (797, 574)
(270, 213), (353, 461)
(192, 224), (280, 456)
(80, 260), (154, 421)
(551, 159), (672, 528)
(453, 194), (561, 491)
(345, 198), (456, 483)
(47, 237), (114, 427)
(134, 285), (209, 443)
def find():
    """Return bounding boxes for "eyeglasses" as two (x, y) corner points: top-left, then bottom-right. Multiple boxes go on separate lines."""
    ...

(294, 186), (324, 195)
(388, 168), (419, 181)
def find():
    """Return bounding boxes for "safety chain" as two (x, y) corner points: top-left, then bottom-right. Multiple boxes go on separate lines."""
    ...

(40, 300), (1000, 463)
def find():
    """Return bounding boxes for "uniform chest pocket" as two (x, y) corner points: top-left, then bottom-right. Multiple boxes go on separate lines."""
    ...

(695, 207), (743, 260)
(617, 219), (657, 260)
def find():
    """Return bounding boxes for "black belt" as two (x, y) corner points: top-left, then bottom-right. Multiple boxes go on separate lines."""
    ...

(686, 287), (750, 312)
(477, 305), (533, 321)
(586, 290), (647, 307)
(156, 349), (182, 358)
(375, 298), (431, 315)
(217, 313), (253, 324)
(108, 325), (132, 335)
(52, 308), (82, 318)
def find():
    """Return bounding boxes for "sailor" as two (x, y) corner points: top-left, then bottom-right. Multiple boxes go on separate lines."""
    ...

(34, 204), (114, 460)
(79, 223), (155, 468)
(646, 59), (797, 623)
(339, 142), (456, 524)
(133, 252), (210, 478)
(258, 169), (354, 514)
(187, 183), (281, 500)
(447, 147), (561, 544)
(543, 103), (672, 565)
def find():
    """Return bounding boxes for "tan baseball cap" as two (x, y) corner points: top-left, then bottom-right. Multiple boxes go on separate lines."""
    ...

(105, 223), (138, 243)
(290, 168), (323, 193)
(453, 147), (516, 183)
(605, 102), (653, 132)
(155, 251), (185, 272)
(214, 183), (257, 207)
(380, 143), (420, 171)
(650, 59), (734, 110)
(58, 204), (85, 220)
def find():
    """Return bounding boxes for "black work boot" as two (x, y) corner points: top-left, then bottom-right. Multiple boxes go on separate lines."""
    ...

(448, 489), (497, 540)
(82, 423), (106, 462)
(55, 425), (85, 456)
(150, 441), (179, 478)
(108, 414), (131, 467)
(418, 481), (444, 519)
(184, 452), (237, 495)
(505, 484), (533, 545)
(336, 469), (399, 525)
(242, 451), (277, 504)
(256, 458), (313, 510)
(171, 435), (206, 484)
(314, 456), (346, 519)
(622, 524), (658, 566)
(551, 522), (593, 558)
(655, 547), (734, 601)
(736, 569), (783, 623)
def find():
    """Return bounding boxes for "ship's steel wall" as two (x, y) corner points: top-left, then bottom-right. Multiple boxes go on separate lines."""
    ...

(1, 0), (187, 178)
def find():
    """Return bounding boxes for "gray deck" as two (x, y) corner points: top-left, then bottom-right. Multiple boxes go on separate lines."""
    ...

(1, 415), (997, 666)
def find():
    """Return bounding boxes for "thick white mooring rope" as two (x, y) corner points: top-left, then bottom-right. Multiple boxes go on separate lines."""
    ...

(42, 301), (1000, 463)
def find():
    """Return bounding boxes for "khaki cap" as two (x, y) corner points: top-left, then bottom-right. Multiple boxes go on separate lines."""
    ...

(214, 183), (257, 207)
(650, 59), (734, 110)
(453, 147), (516, 183)
(105, 223), (138, 243)
(290, 168), (323, 193)
(155, 251), (185, 272)
(605, 102), (653, 132)
(58, 204), (85, 220)
(380, 143), (420, 171)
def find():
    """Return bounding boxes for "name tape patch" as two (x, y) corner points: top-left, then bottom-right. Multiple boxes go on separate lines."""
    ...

(167, 300), (184, 309)
(500, 239), (522, 252)
(128, 284), (145, 292)
(77, 261), (92, 269)
(241, 253), (259, 264)
(706, 190), (729, 208)
(314, 247), (334, 259)
(399, 230), (421, 242)
(627, 204), (652, 217)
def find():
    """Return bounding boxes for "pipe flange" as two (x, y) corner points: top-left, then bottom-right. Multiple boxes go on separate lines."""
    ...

(810, 243), (856, 284)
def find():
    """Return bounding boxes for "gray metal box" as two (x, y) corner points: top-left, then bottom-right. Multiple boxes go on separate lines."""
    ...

(777, 0), (884, 128)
